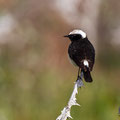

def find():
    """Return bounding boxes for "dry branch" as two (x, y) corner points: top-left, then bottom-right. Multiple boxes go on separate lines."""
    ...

(56, 72), (84, 120)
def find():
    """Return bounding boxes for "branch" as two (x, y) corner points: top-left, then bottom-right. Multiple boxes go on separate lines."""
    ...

(56, 72), (84, 120)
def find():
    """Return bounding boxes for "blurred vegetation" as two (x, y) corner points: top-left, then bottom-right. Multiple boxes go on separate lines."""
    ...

(0, 0), (120, 120)
(98, 0), (120, 69)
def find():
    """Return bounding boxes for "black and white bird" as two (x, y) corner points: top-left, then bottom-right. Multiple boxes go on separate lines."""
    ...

(64, 29), (95, 82)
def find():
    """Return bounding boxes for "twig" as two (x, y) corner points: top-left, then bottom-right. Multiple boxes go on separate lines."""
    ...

(56, 72), (84, 120)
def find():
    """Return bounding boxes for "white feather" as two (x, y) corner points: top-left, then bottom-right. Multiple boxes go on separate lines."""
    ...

(83, 60), (89, 67)
(69, 29), (86, 39)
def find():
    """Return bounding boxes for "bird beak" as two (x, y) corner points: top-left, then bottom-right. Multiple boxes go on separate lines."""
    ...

(64, 35), (69, 37)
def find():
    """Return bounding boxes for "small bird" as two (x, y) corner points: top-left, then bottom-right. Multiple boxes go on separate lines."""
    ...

(64, 29), (95, 82)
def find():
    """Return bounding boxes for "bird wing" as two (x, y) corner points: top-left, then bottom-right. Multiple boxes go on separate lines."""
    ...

(68, 40), (95, 71)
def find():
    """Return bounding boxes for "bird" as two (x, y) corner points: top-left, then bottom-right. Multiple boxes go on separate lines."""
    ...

(64, 29), (95, 82)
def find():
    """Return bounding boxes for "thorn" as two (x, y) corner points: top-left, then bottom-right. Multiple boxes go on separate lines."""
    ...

(75, 103), (80, 106)
(68, 115), (73, 119)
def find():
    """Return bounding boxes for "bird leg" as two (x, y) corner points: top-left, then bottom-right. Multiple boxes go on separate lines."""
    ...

(76, 71), (84, 87)
(76, 67), (84, 87)
(77, 67), (80, 78)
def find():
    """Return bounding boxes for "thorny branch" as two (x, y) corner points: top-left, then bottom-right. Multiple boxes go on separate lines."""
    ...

(56, 72), (84, 120)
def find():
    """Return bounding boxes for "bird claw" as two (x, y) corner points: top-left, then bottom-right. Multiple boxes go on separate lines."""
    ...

(76, 76), (84, 88)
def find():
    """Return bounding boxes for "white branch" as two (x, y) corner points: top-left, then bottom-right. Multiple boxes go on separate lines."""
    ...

(56, 73), (84, 120)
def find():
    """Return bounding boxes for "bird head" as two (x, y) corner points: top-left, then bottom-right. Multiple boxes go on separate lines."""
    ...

(64, 29), (87, 41)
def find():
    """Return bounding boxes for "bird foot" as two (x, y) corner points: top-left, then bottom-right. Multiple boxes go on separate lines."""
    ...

(76, 76), (84, 88)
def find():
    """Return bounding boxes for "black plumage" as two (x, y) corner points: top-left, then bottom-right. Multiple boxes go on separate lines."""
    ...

(65, 30), (95, 82)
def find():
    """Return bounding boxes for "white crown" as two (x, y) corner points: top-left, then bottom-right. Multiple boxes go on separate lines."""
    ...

(69, 29), (86, 39)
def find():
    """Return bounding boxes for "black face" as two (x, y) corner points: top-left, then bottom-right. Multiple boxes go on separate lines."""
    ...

(64, 34), (82, 41)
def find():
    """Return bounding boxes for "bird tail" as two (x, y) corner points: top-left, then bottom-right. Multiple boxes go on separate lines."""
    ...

(81, 59), (93, 82)
(82, 68), (93, 82)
